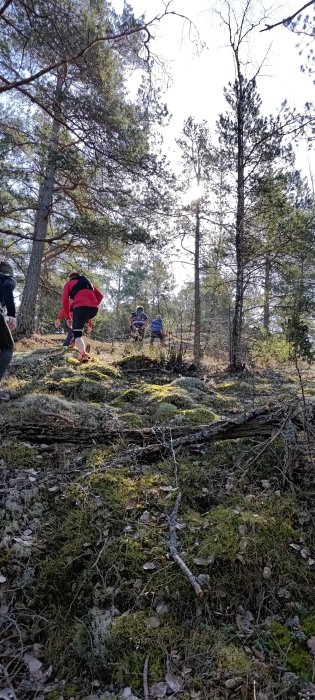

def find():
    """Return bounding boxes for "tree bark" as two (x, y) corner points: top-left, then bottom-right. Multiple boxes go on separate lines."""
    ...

(194, 194), (201, 365)
(230, 70), (245, 372)
(263, 257), (271, 333)
(17, 69), (65, 336)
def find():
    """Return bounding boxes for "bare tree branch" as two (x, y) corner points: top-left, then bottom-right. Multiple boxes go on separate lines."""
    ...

(261, 0), (315, 32)
(0, 0), (13, 16)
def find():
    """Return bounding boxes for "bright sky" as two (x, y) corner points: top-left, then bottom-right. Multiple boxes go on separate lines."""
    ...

(117, 0), (313, 162)
(113, 0), (314, 283)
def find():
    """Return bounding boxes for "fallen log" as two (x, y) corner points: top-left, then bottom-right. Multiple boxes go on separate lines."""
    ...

(1, 405), (282, 446)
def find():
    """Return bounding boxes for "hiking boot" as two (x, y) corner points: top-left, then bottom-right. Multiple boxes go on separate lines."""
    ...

(79, 352), (90, 364)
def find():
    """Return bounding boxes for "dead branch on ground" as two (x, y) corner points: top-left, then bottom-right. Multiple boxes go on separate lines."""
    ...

(166, 493), (203, 598)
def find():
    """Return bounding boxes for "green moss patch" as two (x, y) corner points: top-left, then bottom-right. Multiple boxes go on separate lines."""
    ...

(117, 352), (164, 370)
(215, 640), (251, 673)
(120, 412), (148, 428)
(0, 440), (38, 467)
(267, 620), (314, 677)
(113, 382), (195, 411)
(154, 401), (179, 422)
(45, 376), (108, 402)
(176, 407), (219, 425)
(107, 612), (180, 688)
(113, 387), (143, 406)
(196, 497), (297, 561)
(8, 348), (65, 379)
(143, 382), (195, 408)
(80, 361), (120, 379)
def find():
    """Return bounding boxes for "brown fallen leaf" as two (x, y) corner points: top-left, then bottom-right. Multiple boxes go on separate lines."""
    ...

(155, 601), (169, 615)
(225, 677), (243, 689)
(23, 652), (43, 677)
(165, 672), (185, 692)
(253, 648), (265, 661)
(263, 566), (272, 580)
(139, 510), (151, 524)
(146, 616), (160, 629)
(143, 561), (156, 571)
(150, 681), (168, 698)
(193, 555), (215, 566)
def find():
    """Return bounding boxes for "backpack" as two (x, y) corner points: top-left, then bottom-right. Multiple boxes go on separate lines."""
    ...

(69, 275), (94, 300)
(151, 318), (163, 333)
(132, 310), (147, 327)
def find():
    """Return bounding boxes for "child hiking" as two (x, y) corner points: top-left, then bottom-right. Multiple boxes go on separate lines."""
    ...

(0, 261), (17, 400)
(56, 272), (103, 363)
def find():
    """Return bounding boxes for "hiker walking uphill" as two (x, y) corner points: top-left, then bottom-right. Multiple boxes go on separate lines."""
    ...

(150, 314), (165, 347)
(129, 305), (148, 342)
(56, 273), (103, 363)
(55, 309), (92, 347)
(0, 261), (17, 399)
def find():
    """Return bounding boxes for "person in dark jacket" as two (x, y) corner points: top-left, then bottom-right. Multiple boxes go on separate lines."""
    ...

(55, 272), (103, 363)
(150, 315), (165, 346)
(128, 305), (148, 342)
(0, 261), (17, 399)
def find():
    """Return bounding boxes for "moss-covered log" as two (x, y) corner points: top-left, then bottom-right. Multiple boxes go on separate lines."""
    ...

(1, 404), (293, 450)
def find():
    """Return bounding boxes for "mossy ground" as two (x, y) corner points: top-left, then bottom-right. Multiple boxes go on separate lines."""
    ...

(1, 340), (315, 698)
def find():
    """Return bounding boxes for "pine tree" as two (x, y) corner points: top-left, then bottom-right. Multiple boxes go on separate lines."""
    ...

(0, 1), (171, 334)
(218, 73), (286, 370)
(177, 117), (213, 365)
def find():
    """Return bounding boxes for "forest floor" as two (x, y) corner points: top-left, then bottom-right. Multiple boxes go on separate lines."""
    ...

(1, 336), (315, 700)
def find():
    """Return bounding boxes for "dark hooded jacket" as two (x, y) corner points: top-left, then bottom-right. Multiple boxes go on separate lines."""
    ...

(0, 273), (16, 317)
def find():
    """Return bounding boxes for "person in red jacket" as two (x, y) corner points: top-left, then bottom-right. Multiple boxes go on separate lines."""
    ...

(55, 309), (92, 347)
(56, 272), (103, 362)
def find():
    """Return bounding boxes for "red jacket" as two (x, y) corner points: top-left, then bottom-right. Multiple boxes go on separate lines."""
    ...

(60, 279), (103, 320)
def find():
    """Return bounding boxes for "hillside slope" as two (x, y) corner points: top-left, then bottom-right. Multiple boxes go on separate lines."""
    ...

(1, 341), (315, 700)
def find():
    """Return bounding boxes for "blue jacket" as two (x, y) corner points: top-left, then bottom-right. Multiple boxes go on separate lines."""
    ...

(151, 318), (163, 332)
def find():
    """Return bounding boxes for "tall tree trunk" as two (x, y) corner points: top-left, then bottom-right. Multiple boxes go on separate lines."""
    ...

(116, 268), (122, 318)
(263, 257), (271, 333)
(17, 70), (65, 336)
(230, 72), (245, 371)
(194, 197), (201, 365)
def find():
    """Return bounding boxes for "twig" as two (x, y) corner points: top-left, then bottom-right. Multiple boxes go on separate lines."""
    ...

(0, 664), (17, 699)
(143, 655), (150, 700)
(92, 539), (108, 569)
(282, 417), (297, 481)
(169, 428), (178, 488)
(170, 551), (203, 598)
(294, 356), (312, 456)
(122, 367), (171, 374)
(167, 493), (203, 598)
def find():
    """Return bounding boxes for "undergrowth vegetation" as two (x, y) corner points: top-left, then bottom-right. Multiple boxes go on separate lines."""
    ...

(1, 343), (315, 699)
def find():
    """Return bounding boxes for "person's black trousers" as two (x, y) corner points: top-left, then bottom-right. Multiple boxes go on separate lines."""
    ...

(0, 313), (14, 380)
